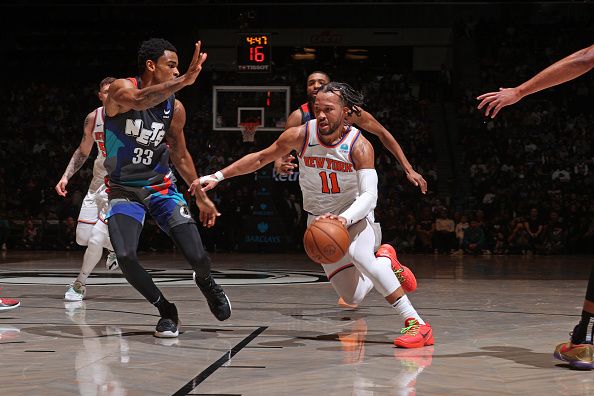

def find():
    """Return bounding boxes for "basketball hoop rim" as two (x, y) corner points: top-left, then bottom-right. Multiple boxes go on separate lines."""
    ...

(239, 122), (261, 132)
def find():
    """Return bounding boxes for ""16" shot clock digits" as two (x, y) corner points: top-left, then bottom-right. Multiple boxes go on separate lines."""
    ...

(237, 33), (271, 72)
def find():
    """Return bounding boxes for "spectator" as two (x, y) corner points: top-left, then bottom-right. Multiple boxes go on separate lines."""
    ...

(462, 219), (486, 255)
(523, 208), (543, 253)
(415, 207), (434, 253)
(21, 218), (40, 250)
(433, 209), (456, 254)
(537, 211), (567, 255)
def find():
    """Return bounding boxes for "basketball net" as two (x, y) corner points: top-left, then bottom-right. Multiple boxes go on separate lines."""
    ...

(240, 122), (259, 143)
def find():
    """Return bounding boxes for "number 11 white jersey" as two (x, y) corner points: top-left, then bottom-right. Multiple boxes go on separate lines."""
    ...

(297, 119), (362, 216)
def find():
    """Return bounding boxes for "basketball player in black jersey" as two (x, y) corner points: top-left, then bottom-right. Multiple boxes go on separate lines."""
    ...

(477, 43), (594, 369)
(274, 71), (428, 194)
(103, 38), (230, 338)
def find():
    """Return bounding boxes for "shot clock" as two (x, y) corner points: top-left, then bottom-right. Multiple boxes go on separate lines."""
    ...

(237, 33), (271, 72)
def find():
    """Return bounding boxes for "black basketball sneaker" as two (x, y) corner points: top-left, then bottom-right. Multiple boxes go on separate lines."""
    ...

(154, 317), (180, 338)
(193, 272), (232, 321)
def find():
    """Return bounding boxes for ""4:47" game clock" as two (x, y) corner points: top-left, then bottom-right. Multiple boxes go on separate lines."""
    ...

(237, 33), (271, 72)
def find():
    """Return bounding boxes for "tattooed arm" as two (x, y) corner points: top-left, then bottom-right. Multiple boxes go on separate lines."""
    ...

(55, 111), (96, 197)
(104, 41), (208, 117)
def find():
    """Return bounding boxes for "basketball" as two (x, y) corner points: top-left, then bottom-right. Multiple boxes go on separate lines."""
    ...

(303, 218), (350, 264)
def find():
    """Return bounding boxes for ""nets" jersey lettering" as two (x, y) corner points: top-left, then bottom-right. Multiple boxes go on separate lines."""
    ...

(125, 119), (166, 147)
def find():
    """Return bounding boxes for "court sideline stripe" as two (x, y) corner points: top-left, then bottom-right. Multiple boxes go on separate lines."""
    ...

(172, 326), (268, 396)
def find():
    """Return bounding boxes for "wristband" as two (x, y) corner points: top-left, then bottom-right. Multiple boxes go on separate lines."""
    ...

(214, 171), (225, 181)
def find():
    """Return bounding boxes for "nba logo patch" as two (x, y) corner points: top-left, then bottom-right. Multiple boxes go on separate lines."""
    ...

(339, 143), (349, 154)
(179, 205), (192, 219)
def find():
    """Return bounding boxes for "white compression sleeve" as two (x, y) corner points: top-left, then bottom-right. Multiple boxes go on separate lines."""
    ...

(339, 169), (378, 226)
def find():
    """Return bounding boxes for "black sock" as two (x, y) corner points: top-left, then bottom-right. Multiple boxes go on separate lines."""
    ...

(195, 273), (214, 288)
(153, 295), (178, 322)
(571, 311), (593, 344)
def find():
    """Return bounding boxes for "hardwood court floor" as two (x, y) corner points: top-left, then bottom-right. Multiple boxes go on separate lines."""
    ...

(1, 250), (593, 395)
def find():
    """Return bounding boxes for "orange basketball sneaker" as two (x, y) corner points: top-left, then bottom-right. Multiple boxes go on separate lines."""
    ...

(394, 318), (434, 348)
(376, 244), (417, 292)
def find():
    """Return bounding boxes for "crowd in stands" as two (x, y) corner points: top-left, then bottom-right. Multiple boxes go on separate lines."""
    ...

(452, 19), (594, 255)
(1, 18), (592, 255)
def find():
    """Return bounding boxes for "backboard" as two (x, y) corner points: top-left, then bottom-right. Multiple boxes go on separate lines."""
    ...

(212, 86), (291, 132)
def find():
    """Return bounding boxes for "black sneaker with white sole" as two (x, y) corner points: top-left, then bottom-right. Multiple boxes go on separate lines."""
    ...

(154, 318), (180, 338)
(193, 272), (232, 321)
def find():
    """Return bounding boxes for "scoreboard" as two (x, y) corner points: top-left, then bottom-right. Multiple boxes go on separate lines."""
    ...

(237, 33), (271, 72)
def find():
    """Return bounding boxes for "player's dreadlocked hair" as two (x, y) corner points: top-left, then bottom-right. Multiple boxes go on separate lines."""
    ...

(318, 82), (365, 117)
(137, 38), (177, 74)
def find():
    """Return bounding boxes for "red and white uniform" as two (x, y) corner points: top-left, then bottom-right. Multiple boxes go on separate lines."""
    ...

(297, 119), (361, 216)
(89, 106), (108, 192)
(297, 120), (397, 304)
(77, 106), (112, 250)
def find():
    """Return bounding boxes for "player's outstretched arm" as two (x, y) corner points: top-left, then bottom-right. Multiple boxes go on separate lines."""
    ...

(105, 41), (207, 116)
(167, 99), (220, 228)
(191, 126), (304, 193)
(348, 109), (427, 194)
(273, 109), (304, 175)
(55, 111), (95, 197)
(477, 44), (594, 118)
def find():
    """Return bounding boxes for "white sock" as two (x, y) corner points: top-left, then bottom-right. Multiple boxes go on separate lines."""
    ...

(77, 242), (102, 284)
(392, 295), (425, 325)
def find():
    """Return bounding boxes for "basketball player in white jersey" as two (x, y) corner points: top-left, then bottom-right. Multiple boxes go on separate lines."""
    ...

(55, 77), (119, 301)
(275, 71), (427, 195)
(194, 82), (433, 348)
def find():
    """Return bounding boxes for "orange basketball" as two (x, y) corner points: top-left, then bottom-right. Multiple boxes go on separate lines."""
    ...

(303, 218), (350, 264)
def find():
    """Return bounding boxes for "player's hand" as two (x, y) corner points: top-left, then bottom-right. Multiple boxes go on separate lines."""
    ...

(274, 154), (297, 175)
(182, 41), (208, 87)
(476, 87), (522, 118)
(316, 213), (347, 227)
(55, 177), (69, 197)
(190, 175), (219, 193)
(194, 189), (220, 228)
(405, 170), (428, 194)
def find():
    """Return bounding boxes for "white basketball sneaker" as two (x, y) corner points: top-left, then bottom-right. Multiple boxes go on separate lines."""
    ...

(64, 280), (86, 301)
(106, 251), (119, 271)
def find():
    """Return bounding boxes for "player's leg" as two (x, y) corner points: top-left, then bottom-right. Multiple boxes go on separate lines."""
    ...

(108, 200), (179, 338)
(76, 189), (99, 246)
(554, 263), (594, 369)
(306, 213), (373, 307)
(65, 190), (100, 301)
(95, 185), (118, 271)
(170, 224), (231, 321)
(147, 183), (230, 322)
(349, 219), (432, 348)
(367, 215), (416, 292)
(94, 219), (119, 271)
(322, 255), (374, 308)
(65, 224), (104, 301)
